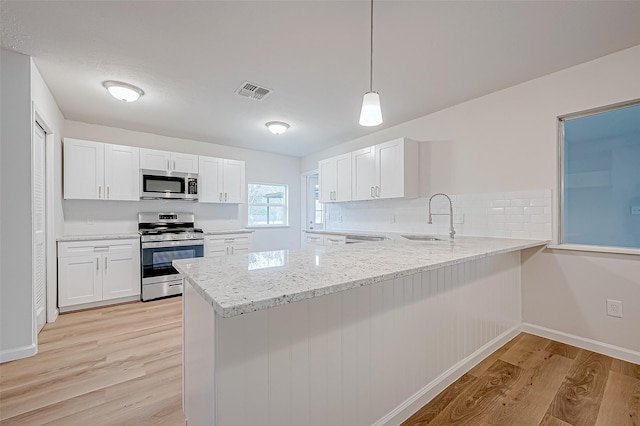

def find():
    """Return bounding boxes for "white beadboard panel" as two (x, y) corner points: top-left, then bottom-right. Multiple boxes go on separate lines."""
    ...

(183, 282), (215, 426)
(189, 251), (522, 425)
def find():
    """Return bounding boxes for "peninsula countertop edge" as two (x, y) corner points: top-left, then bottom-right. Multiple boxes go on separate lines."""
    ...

(173, 236), (548, 318)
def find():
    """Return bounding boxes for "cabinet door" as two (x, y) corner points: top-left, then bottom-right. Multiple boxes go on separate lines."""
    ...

(171, 153), (199, 174)
(323, 235), (346, 245)
(304, 234), (324, 246)
(351, 146), (377, 201)
(334, 153), (352, 202)
(318, 158), (336, 203)
(198, 156), (224, 203)
(104, 144), (140, 200)
(103, 251), (140, 300)
(222, 159), (245, 203)
(376, 139), (404, 199)
(63, 139), (104, 200)
(140, 148), (171, 171)
(58, 255), (102, 307)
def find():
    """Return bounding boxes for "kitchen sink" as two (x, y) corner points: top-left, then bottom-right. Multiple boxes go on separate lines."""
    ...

(401, 234), (445, 241)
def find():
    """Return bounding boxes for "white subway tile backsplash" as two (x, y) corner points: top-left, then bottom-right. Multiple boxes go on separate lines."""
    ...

(325, 189), (553, 241)
(505, 207), (524, 215)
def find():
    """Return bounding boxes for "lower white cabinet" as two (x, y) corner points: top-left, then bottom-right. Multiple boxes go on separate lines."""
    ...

(58, 238), (140, 310)
(303, 233), (346, 247)
(205, 233), (252, 258)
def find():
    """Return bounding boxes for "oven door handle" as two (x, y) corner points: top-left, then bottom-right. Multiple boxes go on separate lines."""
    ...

(141, 240), (204, 249)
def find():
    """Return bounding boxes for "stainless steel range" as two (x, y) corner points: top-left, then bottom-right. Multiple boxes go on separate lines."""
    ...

(138, 212), (204, 301)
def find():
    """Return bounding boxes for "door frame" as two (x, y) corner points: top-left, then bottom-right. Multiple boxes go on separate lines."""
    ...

(32, 102), (58, 327)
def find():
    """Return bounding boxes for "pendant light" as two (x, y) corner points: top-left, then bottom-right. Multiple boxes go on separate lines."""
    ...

(359, 0), (383, 127)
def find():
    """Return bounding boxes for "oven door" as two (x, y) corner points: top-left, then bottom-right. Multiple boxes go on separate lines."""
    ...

(141, 239), (204, 284)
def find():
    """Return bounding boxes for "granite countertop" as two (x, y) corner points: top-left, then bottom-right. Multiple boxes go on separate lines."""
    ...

(203, 229), (254, 235)
(174, 236), (547, 318)
(58, 233), (141, 242)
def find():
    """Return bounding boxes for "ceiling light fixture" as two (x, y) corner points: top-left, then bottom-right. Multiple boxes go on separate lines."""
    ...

(103, 80), (144, 102)
(359, 0), (383, 127)
(265, 121), (290, 135)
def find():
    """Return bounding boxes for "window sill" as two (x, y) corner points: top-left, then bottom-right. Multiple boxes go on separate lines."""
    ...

(547, 243), (640, 256)
(246, 225), (291, 229)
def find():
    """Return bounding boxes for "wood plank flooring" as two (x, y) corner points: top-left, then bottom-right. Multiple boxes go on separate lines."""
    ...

(2, 299), (638, 426)
(0, 297), (184, 426)
(403, 333), (640, 426)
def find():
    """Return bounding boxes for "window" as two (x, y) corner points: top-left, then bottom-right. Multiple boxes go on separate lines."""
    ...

(247, 183), (288, 226)
(559, 100), (640, 249)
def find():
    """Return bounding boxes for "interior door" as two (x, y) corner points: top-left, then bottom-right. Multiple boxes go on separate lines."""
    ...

(33, 123), (47, 332)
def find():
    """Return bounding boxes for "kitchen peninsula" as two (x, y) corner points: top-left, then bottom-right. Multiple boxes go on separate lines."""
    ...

(174, 236), (547, 425)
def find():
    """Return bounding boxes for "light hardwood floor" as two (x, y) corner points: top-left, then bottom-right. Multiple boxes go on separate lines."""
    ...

(0, 297), (184, 426)
(2, 298), (638, 426)
(402, 332), (640, 426)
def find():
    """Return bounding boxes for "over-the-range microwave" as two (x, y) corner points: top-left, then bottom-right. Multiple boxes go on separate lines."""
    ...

(140, 169), (198, 200)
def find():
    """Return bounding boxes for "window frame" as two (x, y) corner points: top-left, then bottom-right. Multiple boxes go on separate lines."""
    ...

(246, 182), (289, 228)
(557, 98), (640, 253)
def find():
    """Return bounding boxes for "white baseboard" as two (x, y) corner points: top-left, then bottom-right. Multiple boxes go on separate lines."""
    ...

(0, 343), (37, 363)
(521, 323), (640, 365)
(376, 325), (522, 426)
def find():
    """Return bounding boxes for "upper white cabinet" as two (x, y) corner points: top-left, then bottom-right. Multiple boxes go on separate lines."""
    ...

(140, 148), (198, 174)
(64, 138), (139, 200)
(351, 138), (419, 201)
(318, 153), (351, 203)
(198, 156), (245, 203)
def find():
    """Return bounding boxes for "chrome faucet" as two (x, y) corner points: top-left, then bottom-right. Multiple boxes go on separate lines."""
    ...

(428, 193), (456, 239)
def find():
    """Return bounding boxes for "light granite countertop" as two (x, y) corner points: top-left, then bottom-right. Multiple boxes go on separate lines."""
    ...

(57, 233), (141, 242)
(174, 236), (547, 318)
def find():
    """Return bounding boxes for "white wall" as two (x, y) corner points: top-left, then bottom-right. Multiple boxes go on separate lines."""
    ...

(1, 49), (35, 362)
(63, 121), (302, 252)
(302, 44), (640, 355)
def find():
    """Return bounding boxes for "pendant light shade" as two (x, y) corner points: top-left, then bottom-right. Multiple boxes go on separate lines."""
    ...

(359, 91), (383, 126)
(359, 0), (383, 127)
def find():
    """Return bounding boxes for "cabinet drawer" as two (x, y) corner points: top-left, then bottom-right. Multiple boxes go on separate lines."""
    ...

(205, 235), (251, 245)
(323, 235), (346, 245)
(305, 234), (324, 246)
(58, 239), (139, 258)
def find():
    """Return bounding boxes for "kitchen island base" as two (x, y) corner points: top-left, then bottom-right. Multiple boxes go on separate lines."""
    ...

(183, 250), (522, 426)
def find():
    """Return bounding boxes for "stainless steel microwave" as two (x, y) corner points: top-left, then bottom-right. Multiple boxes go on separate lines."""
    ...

(140, 169), (198, 200)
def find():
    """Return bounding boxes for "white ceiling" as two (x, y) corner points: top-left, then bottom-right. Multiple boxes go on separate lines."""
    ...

(3, 1), (640, 158)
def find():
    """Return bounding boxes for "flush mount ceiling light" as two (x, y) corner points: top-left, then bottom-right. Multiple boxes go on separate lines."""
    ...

(265, 121), (290, 135)
(103, 80), (144, 102)
(359, 0), (383, 127)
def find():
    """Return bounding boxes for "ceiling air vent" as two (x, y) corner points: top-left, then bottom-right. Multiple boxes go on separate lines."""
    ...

(236, 81), (272, 101)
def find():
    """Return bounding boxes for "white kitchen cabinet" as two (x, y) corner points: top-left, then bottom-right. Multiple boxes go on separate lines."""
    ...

(303, 232), (346, 247)
(64, 138), (139, 200)
(198, 156), (246, 203)
(351, 138), (419, 201)
(140, 148), (199, 174)
(318, 153), (351, 203)
(205, 233), (252, 257)
(58, 239), (140, 311)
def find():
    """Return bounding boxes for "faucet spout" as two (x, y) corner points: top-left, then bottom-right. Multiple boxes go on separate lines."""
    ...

(428, 193), (456, 239)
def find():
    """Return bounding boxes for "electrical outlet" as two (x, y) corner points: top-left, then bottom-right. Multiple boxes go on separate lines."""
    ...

(606, 299), (623, 318)
(454, 213), (464, 224)
(391, 214), (396, 224)
(631, 205), (640, 215)
(87, 216), (95, 225)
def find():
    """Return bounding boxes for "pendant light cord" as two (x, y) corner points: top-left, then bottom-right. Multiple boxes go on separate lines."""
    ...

(369, 0), (374, 92)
